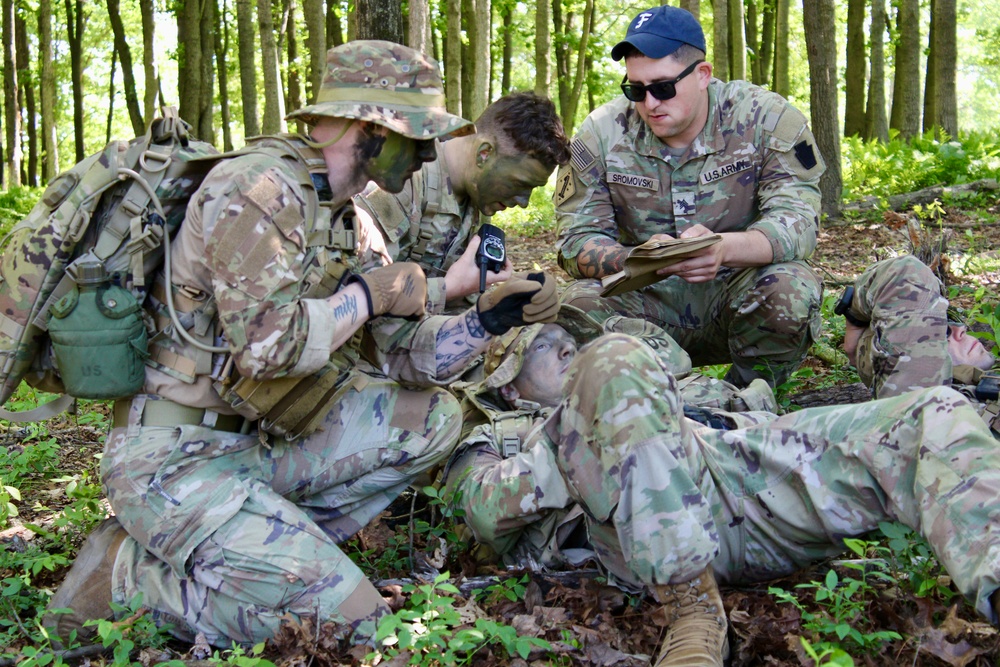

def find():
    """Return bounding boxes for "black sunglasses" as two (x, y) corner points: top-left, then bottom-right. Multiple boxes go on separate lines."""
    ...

(620, 60), (704, 102)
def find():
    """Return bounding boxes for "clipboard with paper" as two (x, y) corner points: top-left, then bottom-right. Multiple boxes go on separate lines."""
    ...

(600, 234), (723, 297)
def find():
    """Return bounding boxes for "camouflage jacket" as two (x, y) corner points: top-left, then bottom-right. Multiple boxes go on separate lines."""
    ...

(146, 136), (385, 410)
(555, 78), (824, 278)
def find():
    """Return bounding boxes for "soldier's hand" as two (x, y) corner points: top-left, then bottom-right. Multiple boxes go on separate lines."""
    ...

(348, 263), (427, 319)
(476, 272), (559, 335)
(444, 234), (513, 301)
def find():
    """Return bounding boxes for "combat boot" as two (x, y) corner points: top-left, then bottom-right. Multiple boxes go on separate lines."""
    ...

(652, 566), (729, 667)
(44, 517), (127, 645)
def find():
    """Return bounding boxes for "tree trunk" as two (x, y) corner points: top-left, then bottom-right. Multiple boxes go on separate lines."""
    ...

(863, 0), (888, 142)
(712, 0), (728, 80)
(843, 0), (866, 137)
(258, 0), (286, 133)
(500, 4), (512, 96)
(236, 0), (260, 137)
(178, 0), (203, 135)
(408, 0), (429, 55)
(286, 0), (303, 134)
(302, 0), (325, 102)
(326, 1), (343, 47)
(889, 0), (920, 139)
(460, 0), (472, 114)
(465, 0), (490, 120)
(38, 0), (57, 181)
(64, 0), (85, 162)
(14, 11), (34, 186)
(534, 0), (550, 97)
(107, 0), (145, 134)
(140, 0), (158, 128)
(216, 0), (233, 150)
(553, 0), (572, 117)
(445, 0), (461, 115)
(561, 0), (593, 136)
(680, 0), (700, 20)
(727, 0), (745, 81)
(758, 0), (773, 87)
(771, 0), (788, 96)
(801, 0), (841, 217)
(746, 0), (760, 83)
(931, 0), (957, 137)
(107, 46), (117, 144)
(356, 0), (403, 41)
(922, 0), (936, 133)
(199, 0), (216, 142)
(3, 0), (21, 186)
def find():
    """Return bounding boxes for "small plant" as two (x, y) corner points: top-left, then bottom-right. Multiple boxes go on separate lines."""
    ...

(877, 521), (956, 602)
(800, 636), (856, 666)
(87, 593), (171, 665)
(473, 574), (529, 605)
(370, 572), (550, 665)
(770, 537), (902, 657)
(208, 642), (277, 667)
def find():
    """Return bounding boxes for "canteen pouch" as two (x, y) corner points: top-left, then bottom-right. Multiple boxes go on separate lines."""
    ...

(48, 282), (148, 399)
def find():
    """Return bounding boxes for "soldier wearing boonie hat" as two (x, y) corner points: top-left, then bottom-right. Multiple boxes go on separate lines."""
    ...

(45, 40), (474, 652)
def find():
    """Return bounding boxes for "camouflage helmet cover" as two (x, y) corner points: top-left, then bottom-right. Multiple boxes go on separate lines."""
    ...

(287, 40), (474, 140)
(483, 304), (603, 390)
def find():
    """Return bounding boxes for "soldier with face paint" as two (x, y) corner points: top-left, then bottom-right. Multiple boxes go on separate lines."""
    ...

(352, 92), (572, 387)
(43, 41), (558, 650)
(555, 5), (825, 389)
(447, 313), (1000, 667)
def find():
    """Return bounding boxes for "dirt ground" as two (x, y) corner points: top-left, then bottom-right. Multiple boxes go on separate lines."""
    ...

(6, 195), (1000, 666)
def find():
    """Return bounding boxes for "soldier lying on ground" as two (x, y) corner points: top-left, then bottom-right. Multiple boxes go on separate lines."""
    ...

(446, 309), (1000, 667)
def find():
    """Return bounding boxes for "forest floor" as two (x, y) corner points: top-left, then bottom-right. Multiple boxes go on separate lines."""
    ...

(6, 191), (1000, 666)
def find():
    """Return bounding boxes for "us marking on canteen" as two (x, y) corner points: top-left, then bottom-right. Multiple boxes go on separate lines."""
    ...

(608, 172), (660, 190)
(700, 158), (752, 185)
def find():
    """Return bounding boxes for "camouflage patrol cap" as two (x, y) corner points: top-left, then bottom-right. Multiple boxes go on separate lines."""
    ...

(483, 305), (603, 390)
(287, 40), (474, 140)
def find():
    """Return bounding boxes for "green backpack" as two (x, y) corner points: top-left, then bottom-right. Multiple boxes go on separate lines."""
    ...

(0, 108), (223, 421)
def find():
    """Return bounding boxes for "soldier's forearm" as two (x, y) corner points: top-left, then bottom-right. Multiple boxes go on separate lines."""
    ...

(434, 309), (491, 378)
(576, 237), (629, 279)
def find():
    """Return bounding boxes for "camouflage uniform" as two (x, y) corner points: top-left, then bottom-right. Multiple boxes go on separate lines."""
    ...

(449, 332), (1000, 623)
(100, 42), (470, 648)
(851, 255), (955, 398)
(556, 79), (825, 387)
(351, 156), (484, 385)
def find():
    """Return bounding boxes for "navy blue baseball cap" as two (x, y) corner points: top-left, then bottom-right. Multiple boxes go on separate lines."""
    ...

(611, 6), (707, 61)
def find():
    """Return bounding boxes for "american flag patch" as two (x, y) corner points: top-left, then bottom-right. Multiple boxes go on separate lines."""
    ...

(570, 139), (596, 172)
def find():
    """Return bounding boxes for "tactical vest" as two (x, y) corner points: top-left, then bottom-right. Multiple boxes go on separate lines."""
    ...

(148, 134), (366, 440)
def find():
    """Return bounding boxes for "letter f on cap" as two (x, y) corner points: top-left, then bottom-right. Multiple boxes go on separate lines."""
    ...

(635, 12), (653, 29)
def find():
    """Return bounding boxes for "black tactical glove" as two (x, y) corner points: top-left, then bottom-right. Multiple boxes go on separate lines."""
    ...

(346, 263), (427, 319)
(476, 272), (559, 335)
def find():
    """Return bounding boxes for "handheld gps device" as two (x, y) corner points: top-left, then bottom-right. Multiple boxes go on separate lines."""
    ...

(475, 223), (506, 293)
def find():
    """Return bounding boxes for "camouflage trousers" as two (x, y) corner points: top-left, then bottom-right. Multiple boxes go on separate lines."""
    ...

(541, 334), (1000, 621)
(560, 260), (822, 387)
(101, 379), (461, 647)
(852, 255), (952, 398)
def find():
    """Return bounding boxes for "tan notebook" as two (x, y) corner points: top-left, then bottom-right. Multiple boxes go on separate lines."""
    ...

(600, 234), (723, 297)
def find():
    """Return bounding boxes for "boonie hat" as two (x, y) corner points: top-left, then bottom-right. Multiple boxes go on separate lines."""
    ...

(611, 6), (707, 61)
(287, 40), (474, 140)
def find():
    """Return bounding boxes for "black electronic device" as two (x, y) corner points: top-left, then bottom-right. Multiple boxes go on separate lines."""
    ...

(475, 223), (506, 293)
(976, 375), (1000, 401)
(834, 286), (868, 328)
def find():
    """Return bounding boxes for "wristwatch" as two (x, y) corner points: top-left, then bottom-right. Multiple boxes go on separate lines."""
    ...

(834, 286), (868, 327)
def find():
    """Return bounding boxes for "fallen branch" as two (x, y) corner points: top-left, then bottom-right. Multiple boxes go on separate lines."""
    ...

(842, 178), (999, 213)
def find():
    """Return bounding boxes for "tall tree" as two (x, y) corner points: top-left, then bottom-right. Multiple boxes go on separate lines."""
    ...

(680, 0), (699, 19)
(464, 0), (490, 120)
(15, 11), (35, 186)
(758, 0), (774, 87)
(712, 0), (728, 80)
(802, 0), (841, 217)
(500, 1), (513, 95)
(356, 0), (402, 41)
(286, 0), (303, 131)
(445, 0), (461, 115)
(140, 0), (159, 127)
(198, 0), (217, 142)
(106, 46), (118, 144)
(863, 0), (888, 142)
(3, 0), (21, 186)
(258, 0), (286, 133)
(728, 0), (745, 80)
(303, 0), (325, 102)
(928, 0), (957, 137)
(771, 0), (788, 95)
(746, 0), (760, 83)
(64, 0), (85, 162)
(39, 0), (57, 181)
(922, 0), (936, 132)
(408, 0), (430, 55)
(216, 0), (234, 150)
(560, 0), (594, 135)
(843, 0), (866, 137)
(889, 0), (920, 139)
(107, 0), (145, 135)
(178, 0), (216, 141)
(236, 0), (260, 137)
(326, 1), (344, 46)
(534, 0), (550, 97)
